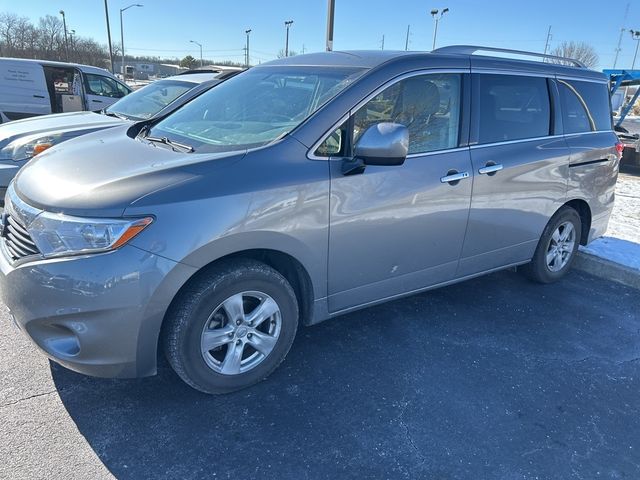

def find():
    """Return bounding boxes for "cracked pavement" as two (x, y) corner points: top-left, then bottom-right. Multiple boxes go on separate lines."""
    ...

(1, 269), (639, 479)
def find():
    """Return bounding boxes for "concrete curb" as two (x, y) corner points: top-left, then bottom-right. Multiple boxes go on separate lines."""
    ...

(574, 251), (640, 290)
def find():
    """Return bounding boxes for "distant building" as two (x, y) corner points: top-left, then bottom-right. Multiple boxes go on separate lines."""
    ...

(113, 61), (187, 79)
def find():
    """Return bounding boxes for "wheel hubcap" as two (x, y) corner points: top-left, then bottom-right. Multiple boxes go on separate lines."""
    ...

(200, 291), (282, 375)
(545, 221), (576, 272)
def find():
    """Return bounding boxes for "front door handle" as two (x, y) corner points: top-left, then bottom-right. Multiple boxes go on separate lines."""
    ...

(440, 170), (470, 184)
(478, 163), (503, 175)
(91, 99), (104, 103)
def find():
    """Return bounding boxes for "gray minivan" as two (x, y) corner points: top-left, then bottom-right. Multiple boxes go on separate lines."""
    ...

(0, 47), (620, 394)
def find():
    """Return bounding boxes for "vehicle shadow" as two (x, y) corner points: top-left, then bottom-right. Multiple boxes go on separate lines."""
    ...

(51, 270), (640, 479)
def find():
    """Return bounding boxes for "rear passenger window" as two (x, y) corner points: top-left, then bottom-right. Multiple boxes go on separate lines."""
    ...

(558, 80), (612, 134)
(478, 74), (551, 144)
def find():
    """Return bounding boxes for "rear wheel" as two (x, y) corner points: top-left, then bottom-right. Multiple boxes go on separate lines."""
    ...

(521, 206), (581, 284)
(163, 259), (298, 394)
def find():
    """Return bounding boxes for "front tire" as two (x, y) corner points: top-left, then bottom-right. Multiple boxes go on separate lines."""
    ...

(163, 259), (298, 394)
(521, 206), (581, 284)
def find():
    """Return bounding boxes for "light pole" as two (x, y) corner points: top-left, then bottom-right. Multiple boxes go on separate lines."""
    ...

(284, 20), (294, 57)
(405, 24), (411, 51)
(245, 29), (251, 67)
(59, 10), (69, 61)
(543, 25), (552, 57)
(631, 29), (640, 69)
(430, 7), (449, 51)
(190, 40), (203, 67)
(120, 3), (143, 78)
(326, 0), (335, 51)
(104, 0), (115, 73)
(69, 29), (75, 62)
(613, 28), (626, 68)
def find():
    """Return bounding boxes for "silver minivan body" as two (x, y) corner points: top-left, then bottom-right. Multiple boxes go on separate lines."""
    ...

(0, 50), (618, 381)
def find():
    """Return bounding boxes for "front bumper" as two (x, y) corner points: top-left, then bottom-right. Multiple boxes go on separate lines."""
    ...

(0, 161), (23, 207)
(0, 243), (194, 378)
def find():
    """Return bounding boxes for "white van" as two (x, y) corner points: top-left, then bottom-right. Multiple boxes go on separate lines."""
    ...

(0, 58), (131, 123)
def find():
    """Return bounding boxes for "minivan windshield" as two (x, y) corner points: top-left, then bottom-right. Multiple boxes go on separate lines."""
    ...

(106, 79), (195, 121)
(145, 66), (366, 153)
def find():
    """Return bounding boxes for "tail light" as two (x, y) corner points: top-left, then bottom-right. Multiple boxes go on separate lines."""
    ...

(615, 142), (624, 160)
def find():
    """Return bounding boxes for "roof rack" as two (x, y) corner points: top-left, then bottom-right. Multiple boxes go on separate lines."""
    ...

(432, 45), (586, 69)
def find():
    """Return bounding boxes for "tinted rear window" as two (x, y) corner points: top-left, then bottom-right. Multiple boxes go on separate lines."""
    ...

(558, 79), (612, 134)
(478, 74), (551, 144)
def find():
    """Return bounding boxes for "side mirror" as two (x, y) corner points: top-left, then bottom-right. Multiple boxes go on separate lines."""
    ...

(354, 122), (409, 166)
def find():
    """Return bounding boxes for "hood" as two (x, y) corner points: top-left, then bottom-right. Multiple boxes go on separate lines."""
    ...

(0, 111), (126, 150)
(13, 125), (245, 217)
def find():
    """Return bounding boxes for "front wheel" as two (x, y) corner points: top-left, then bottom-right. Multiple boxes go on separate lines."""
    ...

(521, 206), (582, 284)
(163, 259), (299, 394)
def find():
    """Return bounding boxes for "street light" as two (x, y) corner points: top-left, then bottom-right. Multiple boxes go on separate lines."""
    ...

(104, 0), (115, 73)
(69, 29), (76, 61)
(326, 0), (335, 51)
(59, 10), (69, 61)
(631, 29), (640, 70)
(245, 29), (252, 67)
(430, 7), (449, 51)
(190, 40), (203, 67)
(284, 20), (293, 57)
(120, 3), (143, 78)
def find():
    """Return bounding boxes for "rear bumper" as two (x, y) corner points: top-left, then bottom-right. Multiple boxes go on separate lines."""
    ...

(588, 210), (611, 244)
(0, 243), (194, 378)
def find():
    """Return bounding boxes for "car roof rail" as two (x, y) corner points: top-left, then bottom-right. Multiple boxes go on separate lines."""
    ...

(432, 45), (586, 68)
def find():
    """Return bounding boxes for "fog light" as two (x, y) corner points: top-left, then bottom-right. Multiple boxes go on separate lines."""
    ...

(42, 325), (81, 356)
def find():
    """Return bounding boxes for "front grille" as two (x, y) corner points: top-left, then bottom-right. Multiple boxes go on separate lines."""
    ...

(3, 214), (40, 261)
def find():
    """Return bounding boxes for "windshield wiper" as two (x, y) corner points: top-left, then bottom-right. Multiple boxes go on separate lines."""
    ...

(145, 135), (194, 153)
(103, 111), (129, 120)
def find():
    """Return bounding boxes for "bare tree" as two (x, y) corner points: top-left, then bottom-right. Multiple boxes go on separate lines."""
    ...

(0, 12), (19, 55)
(550, 41), (598, 68)
(37, 14), (63, 60)
(276, 49), (297, 59)
(73, 37), (109, 68)
(14, 16), (36, 55)
(0, 10), (243, 69)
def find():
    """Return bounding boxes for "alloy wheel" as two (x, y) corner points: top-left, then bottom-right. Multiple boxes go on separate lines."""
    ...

(545, 221), (576, 272)
(200, 291), (282, 375)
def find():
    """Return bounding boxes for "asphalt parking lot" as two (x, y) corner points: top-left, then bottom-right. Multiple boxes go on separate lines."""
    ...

(1, 269), (639, 479)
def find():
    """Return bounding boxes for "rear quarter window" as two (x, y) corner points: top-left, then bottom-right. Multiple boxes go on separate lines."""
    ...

(478, 74), (551, 144)
(558, 79), (612, 134)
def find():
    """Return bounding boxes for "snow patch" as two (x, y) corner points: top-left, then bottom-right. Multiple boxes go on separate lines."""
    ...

(580, 237), (640, 271)
(580, 172), (640, 271)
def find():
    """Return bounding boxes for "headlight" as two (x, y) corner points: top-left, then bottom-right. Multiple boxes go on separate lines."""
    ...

(27, 212), (153, 258)
(0, 133), (61, 162)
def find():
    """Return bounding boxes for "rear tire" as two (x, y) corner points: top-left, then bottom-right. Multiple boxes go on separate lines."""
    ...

(521, 206), (581, 284)
(163, 259), (298, 394)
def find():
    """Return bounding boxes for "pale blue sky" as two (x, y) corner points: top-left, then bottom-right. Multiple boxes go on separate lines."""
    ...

(1, 0), (638, 68)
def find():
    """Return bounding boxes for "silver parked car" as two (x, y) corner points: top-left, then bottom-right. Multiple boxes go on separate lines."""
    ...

(0, 71), (241, 202)
(0, 47), (620, 394)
